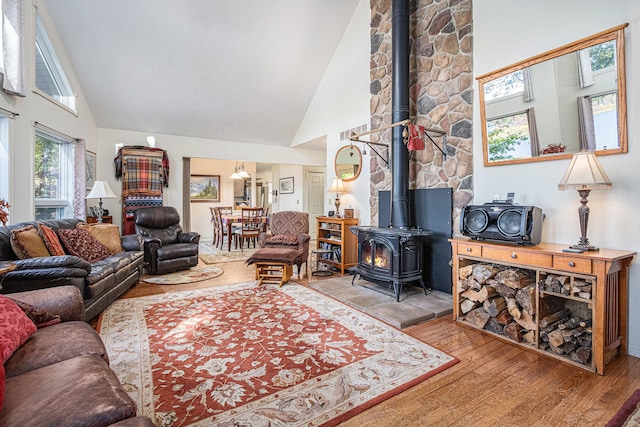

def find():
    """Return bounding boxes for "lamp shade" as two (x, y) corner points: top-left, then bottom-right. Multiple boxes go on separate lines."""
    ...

(558, 151), (612, 191)
(86, 181), (118, 199)
(327, 178), (347, 194)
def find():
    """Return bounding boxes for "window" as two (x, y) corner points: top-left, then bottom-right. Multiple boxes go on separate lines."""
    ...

(591, 91), (618, 150)
(487, 111), (531, 162)
(483, 70), (524, 102)
(34, 129), (74, 220)
(34, 12), (76, 111)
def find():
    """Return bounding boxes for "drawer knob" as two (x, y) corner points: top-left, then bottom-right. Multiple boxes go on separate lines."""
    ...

(568, 261), (576, 267)
(511, 253), (517, 259)
(466, 247), (472, 252)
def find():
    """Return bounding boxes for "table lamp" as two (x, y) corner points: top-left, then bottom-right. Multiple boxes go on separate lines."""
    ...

(86, 181), (117, 223)
(558, 151), (612, 251)
(327, 178), (347, 217)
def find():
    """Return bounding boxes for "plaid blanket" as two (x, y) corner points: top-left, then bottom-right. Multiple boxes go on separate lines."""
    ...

(123, 157), (163, 197)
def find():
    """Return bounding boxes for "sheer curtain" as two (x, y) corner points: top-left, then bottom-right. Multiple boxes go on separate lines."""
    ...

(577, 49), (594, 88)
(73, 139), (87, 220)
(577, 96), (596, 151)
(527, 108), (540, 157)
(0, 0), (25, 96)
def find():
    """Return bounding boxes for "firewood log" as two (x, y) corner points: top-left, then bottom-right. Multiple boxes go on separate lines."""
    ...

(503, 322), (522, 342)
(515, 284), (536, 315)
(558, 317), (581, 330)
(578, 336), (592, 347)
(461, 285), (496, 303)
(484, 296), (506, 317)
(459, 264), (474, 280)
(513, 310), (536, 330)
(495, 269), (535, 289)
(570, 346), (591, 365)
(458, 277), (470, 292)
(491, 281), (517, 298)
(506, 297), (521, 319)
(472, 264), (500, 285)
(539, 308), (572, 328)
(522, 330), (536, 345)
(484, 318), (503, 334)
(469, 278), (482, 290)
(460, 298), (480, 314)
(547, 329), (565, 348)
(465, 307), (490, 329)
(494, 308), (513, 325)
(563, 341), (577, 354)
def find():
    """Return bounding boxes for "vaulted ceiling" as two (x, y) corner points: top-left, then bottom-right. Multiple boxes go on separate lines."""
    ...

(43, 1), (360, 148)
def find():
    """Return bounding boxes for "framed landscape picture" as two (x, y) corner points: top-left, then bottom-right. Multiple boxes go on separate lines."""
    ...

(279, 177), (294, 194)
(190, 175), (221, 202)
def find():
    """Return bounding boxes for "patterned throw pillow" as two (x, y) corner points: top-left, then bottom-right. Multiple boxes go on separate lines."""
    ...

(57, 228), (113, 263)
(0, 358), (4, 410)
(38, 223), (66, 256)
(76, 223), (123, 254)
(0, 295), (37, 363)
(9, 298), (62, 328)
(265, 234), (299, 246)
(10, 225), (51, 259)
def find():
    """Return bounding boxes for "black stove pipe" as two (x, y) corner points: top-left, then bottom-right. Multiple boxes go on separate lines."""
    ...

(390, 0), (410, 230)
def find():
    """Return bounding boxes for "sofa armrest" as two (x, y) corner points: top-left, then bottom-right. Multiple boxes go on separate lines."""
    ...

(121, 233), (143, 252)
(8, 285), (84, 322)
(258, 232), (273, 248)
(178, 231), (200, 245)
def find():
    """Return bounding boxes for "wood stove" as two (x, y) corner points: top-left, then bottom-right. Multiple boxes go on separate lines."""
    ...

(352, 227), (432, 301)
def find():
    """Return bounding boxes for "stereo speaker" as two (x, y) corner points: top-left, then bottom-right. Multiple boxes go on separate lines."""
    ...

(460, 203), (543, 245)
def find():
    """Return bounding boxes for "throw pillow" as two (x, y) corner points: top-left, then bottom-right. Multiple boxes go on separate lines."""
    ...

(9, 298), (62, 328)
(265, 234), (299, 246)
(0, 295), (37, 363)
(57, 228), (112, 263)
(10, 225), (51, 259)
(76, 223), (123, 254)
(38, 223), (66, 256)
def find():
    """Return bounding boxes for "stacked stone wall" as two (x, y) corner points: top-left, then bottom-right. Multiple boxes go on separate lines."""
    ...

(369, 0), (473, 231)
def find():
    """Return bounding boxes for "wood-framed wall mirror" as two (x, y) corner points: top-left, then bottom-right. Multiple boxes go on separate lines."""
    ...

(477, 24), (628, 167)
(335, 145), (362, 181)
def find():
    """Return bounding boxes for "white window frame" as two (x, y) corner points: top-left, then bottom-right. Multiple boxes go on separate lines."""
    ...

(34, 128), (74, 220)
(34, 11), (76, 113)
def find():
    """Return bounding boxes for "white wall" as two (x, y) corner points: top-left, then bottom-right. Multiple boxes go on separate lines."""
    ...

(96, 128), (324, 235)
(271, 164), (304, 212)
(293, 0), (371, 224)
(2, 1), (98, 222)
(474, 0), (640, 356)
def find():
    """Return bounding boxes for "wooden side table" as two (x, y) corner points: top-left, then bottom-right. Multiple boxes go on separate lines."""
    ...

(87, 215), (113, 224)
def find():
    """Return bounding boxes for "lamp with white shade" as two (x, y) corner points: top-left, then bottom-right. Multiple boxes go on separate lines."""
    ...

(327, 178), (347, 217)
(558, 151), (612, 251)
(86, 181), (118, 223)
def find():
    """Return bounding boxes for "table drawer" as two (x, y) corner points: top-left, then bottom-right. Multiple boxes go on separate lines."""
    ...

(482, 246), (553, 268)
(457, 242), (483, 257)
(552, 255), (592, 274)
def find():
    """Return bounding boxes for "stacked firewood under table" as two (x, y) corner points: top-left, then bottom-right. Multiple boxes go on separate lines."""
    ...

(458, 263), (593, 366)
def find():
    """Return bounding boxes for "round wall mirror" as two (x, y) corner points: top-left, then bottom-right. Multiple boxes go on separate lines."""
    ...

(334, 145), (362, 181)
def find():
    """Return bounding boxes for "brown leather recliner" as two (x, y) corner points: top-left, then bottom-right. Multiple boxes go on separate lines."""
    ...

(134, 206), (200, 275)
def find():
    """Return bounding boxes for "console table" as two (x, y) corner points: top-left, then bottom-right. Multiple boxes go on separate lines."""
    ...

(450, 238), (635, 375)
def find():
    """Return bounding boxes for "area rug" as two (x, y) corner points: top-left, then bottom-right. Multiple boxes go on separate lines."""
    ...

(199, 242), (256, 264)
(99, 282), (458, 426)
(142, 266), (223, 285)
(607, 389), (640, 427)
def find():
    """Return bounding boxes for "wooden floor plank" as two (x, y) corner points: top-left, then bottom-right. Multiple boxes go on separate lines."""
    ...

(115, 260), (640, 426)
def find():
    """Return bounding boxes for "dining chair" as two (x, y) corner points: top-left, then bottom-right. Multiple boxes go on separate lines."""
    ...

(233, 207), (263, 251)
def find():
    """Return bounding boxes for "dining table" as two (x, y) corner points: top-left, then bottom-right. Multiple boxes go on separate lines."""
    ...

(220, 214), (269, 252)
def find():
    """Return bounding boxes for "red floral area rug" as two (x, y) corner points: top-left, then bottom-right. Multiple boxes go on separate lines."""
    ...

(607, 389), (640, 427)
(99, 282), (458, 426)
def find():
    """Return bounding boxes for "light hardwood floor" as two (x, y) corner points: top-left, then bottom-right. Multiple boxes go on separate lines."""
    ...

(118, 259), (640, 426)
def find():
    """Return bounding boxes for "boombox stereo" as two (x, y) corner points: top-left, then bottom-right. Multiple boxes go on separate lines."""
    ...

(460, 203), (543, 245)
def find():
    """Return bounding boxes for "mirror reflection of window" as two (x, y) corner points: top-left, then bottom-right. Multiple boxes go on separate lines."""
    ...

(484, 70), (524, 102)
(487, 112), (531, 161)
(591, 91), (618, 150)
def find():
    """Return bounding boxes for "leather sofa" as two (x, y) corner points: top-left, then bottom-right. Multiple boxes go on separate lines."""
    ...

(0, 218), (143, 321)
(1, 286), (155, 426)
(134, 207), (200, 275)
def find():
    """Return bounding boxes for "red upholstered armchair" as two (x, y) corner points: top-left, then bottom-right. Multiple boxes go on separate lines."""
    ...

(258, 211), (310, 275)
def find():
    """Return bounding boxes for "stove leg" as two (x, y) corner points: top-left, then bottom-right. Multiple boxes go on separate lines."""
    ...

(418, 277), (428, 295)
(351, 273), (359, 286)
(394, 282), (401, 302)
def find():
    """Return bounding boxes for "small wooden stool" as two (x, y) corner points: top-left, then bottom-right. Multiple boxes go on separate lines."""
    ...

(246, 248), (300, 287)
(254, 262), (292, 287)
